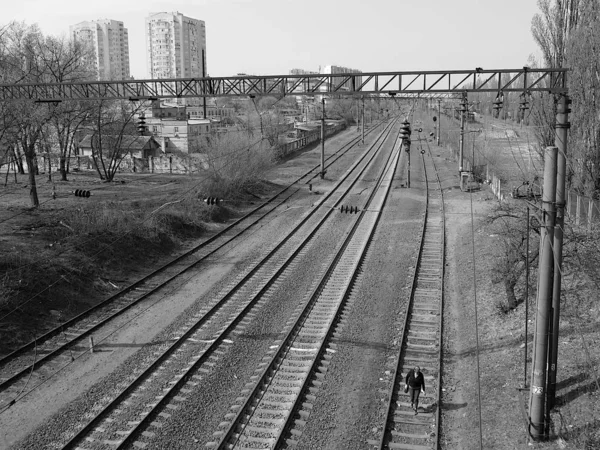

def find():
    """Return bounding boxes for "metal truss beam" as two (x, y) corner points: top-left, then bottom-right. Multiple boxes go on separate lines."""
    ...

(0, 68), (568, 102)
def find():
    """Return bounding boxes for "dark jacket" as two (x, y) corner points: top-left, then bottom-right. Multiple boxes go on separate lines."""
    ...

(405, 370), (425, 391)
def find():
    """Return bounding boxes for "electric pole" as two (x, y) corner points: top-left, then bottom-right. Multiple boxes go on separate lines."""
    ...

(459, 94), (467, 174)
(529, 146), (558, 440)
(361, 96), (365, 145)
(356, 97), (360, 133)
(548, 94), (571, 407)
(202, 49), (207, 119)
(320, 96), (325, 179)
(437, 99), (441, 146)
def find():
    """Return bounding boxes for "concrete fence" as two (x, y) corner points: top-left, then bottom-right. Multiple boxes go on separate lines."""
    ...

(566, 190), (600, 230)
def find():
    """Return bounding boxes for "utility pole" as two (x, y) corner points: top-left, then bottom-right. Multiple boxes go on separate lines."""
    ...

(548, 94), (571, 407)
(437, 99), (441, 146)
(459, 94), (467, 174)
(202, 49), (207, 119)
(529, 146), (558, 440)
(524, 206), (530, 388)
(356, 97), (360, 133)
(361, 96), (365, 145)
(320, 96), (325, 179)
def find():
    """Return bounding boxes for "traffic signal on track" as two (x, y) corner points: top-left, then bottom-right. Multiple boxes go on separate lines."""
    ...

(73, 189), (91, 198)
(399, 120), (411, 152)
(203, 197), (221, 205)
(340, 205), (359, 214)
(137, 114), (146, 135)
(399, 120), (411, 140)
(493, 93), (503, 119)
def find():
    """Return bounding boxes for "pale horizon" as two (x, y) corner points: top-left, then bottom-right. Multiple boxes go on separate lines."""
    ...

(4, 0), (544, 80)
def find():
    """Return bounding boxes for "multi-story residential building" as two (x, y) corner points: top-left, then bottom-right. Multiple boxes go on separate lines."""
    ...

(70, 19), (130, 80)
(289, 68), (319, 76)
(145, 11), (206, 80)
(144, 110), (212, 153)
(321, 65), (362, 93)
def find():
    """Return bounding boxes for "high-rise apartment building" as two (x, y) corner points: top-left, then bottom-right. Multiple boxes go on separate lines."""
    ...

(145, 12), (206, 80)
(70, 19), (130, 81)
(322, 65), (362, 91)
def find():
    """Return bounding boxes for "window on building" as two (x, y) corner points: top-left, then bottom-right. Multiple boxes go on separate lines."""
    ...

(174, 126), (179, 132)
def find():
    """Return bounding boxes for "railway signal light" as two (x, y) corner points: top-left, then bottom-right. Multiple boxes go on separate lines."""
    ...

(340, 205), (359, 214)
(519, 93), (530, 121)
(433, 116), (437, 122)
(399, 120), (411, 141)
(73, 189), (91, 198)
(493, 93), (504, 119)
(137, 113), (146, 135)
(203, 197), (221, 205)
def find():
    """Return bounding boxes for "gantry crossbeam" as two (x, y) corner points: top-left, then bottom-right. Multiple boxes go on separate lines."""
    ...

(0, 68), (568, 101)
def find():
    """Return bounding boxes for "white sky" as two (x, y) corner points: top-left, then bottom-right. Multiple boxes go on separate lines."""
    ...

(4, 0), (543, 79)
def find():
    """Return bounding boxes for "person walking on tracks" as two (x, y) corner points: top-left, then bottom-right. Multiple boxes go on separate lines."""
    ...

(405, 366), (426, 415)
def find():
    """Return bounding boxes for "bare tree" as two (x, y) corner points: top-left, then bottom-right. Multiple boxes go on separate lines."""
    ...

(37, 34), (95, 181)
(1, 22), (53, 206)
(564, 0), (600, 194)
(531, 0), (581, 69)
(489, 203), (541, 311)
(88, 100), (143, 181)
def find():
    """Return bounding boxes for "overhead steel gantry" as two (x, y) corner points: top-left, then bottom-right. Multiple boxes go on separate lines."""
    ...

(0, 68), (568, 101)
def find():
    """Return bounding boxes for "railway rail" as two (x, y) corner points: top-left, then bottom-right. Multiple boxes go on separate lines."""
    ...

(372, 135), (446, 449)
(35, 118), (401, 449)
(207, 117), (403, 449)
(0, 121), (384, 413)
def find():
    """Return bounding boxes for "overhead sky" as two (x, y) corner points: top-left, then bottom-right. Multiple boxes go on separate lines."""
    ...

(4, 0), (543, 79)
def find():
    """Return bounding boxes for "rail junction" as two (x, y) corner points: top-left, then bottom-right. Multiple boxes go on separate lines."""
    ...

(0, 66), (572, 447)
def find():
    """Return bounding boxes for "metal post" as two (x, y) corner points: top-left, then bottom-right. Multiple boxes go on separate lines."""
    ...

(406, 143), (411, 188)
(320, 97), (325, 179)
(361, 97), (365, 145)
(459, 103), (465, 173)
(355, 98), (358, 130)
(548, 94), (570, 407)
(437, 100), (441, 146)
(202, 49), (207, 119)
(529, 146), (558, 440)
(524, 206), (530, 388)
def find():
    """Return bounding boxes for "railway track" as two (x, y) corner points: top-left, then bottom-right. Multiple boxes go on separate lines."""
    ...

(372, 142), (446, 450)
(207, 121), (403, 449)
(0, 122), (385, 412)
(39, 118), (401, 449)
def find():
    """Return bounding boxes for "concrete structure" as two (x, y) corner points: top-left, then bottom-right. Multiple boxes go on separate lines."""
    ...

(321, 65), (362, 92)
(145, 101), (233, 122)
(78, 135), (160, 158)
(70, 19), (130, 81)
(145, 12), (206, 80)
(289, 68), (318, 76)
(145, 116), (212, 153)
